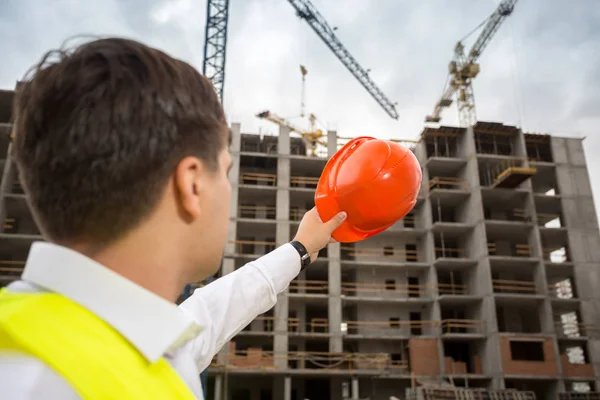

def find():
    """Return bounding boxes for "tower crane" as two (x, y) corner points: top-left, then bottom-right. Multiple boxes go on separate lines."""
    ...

(256, 110), (327, 157)
(287, 0), (399, 119)
(425, 0), (519, 127)
(200, 0), (398, 119)
(202, 0), (230, 104)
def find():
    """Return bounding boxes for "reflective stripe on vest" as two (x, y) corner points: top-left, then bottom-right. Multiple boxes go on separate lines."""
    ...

(0, 289), (196, 399)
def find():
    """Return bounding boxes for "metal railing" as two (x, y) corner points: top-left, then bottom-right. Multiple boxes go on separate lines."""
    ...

(288, 280), (431, 298)
(240, 172), (277, 186)
(437, 282), (468, 295)
(556, 322), (600, 338)
(485, 208), (531, 222)
(555, 322), (600, 338)
(341, 245), (419, 262)
(492, 279), (537, 294)
(434, 247), (467, 259)
(290, 176), (319, 188)
(239, 317), (486, 337)
(487, 242), (531, 257)
(238, 205), (276, 219)
(230, 240), (277, 255)
(428, 177), (469, 192)
(0, 260), (26, 277)
(441, 319), (485, 334)
(211, 350), (408, 372)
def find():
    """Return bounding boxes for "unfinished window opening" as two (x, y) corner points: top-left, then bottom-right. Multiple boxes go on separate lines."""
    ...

(239, 203), (255, 218)
(260, 389), (273, 400)
(389, 317), (401, 329)
(287, 344), (299, 369)
(408, 276), (420, 298)
(404, 213), (415, 228)
(552, 278), (575, 299)
(432, 204), (457, 223)
(289, 206), (300, 221)
(306, 306), (328, 333)
(232, 389), (252, 400)
(510, 341), (544, 361)
(241, 138), (260, 153)
(473, 123), (517, 156)
(265, 237), (275, 253)
(524, 133), (553, 163)
(288, 310), (298, 333)
(384, 246), (394, 256)
(435, 237), (462, 259)
(239, 236), (255, 254)
(385, 279), (396, 291)
(405, 244), (418, 261)
(410, 312), (422, 335)
(571, 382), (592, 393)
(558, 311), (581, 337)
(566, 345), (587, 364)
(438, 270), (465, 295)
(547, 247), (569, 263)
(444, 341), (479, 374)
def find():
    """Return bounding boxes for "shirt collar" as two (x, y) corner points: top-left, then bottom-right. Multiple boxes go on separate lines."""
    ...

(21, 241), (202, 363)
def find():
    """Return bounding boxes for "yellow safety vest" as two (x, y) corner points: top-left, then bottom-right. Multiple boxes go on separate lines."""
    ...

(0, 289), (196, 399)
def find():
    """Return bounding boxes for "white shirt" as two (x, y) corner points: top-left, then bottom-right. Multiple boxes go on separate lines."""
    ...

(0, 241), (301, 399)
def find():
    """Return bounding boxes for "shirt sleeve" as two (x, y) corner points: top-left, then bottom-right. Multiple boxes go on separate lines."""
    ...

(0, 354), (82, 399)
(177, 243), (301, 371)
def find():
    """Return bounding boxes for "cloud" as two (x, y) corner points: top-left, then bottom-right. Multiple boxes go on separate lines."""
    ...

(1, 0), (599, 220)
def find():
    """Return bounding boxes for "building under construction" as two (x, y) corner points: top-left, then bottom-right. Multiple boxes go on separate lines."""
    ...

(1, 89), (599, 400)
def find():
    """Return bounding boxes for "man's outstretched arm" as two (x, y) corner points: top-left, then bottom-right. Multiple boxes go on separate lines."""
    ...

(178, 208), (346, 371)
(178, 243), (300, 371)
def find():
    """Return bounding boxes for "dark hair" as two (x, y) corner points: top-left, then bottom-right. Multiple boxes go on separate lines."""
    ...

(12, 37), (227, 245)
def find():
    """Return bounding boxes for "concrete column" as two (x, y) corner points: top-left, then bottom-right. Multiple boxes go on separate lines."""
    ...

(327, 129), (337, 157)
(279, 125), (291, 156)
(330, 377), (343, 400)
(351, 377), (359, 400)
(464, 127), (504, 389)
(284, 376), (292, 400)
(274, 125), (291, 369)
(214, 374), (223, 400)
(328, 242), (343, 352)
(552, 137), (600, 378)
(0, 144), (17, 233)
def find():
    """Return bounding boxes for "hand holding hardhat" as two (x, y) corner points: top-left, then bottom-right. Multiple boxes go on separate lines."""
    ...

(315, 136), (422, 243)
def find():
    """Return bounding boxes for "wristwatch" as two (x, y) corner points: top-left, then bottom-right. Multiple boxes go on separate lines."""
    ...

(290, 240), (311, 270)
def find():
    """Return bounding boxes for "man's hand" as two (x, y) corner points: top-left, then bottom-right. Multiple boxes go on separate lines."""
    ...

(293, 207), (347, 262)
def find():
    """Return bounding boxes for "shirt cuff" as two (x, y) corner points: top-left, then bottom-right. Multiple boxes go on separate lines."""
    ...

(251, 243), (301, 294)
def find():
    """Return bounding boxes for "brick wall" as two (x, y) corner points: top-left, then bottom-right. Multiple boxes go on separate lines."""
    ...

(409, 338), (440, 375)
(500, 337), (558, 376)
(560, 354), (595, 377)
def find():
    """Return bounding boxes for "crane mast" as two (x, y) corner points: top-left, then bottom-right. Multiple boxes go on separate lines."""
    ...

(426, 0), (518, 127)
(287, 0), (399, 120)
(202, 0), (230, 104)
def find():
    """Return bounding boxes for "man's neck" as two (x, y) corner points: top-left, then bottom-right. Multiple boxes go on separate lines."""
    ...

(68, 229), (187, 303)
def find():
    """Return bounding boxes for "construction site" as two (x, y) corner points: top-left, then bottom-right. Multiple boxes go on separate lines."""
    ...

(1, 0), (599, 400)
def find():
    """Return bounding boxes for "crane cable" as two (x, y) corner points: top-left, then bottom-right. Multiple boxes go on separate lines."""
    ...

(508, 16), (526, 129)
(458, 10), (495, 44)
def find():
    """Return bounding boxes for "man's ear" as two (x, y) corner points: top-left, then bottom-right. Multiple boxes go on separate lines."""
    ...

(174, 156), (205, 219)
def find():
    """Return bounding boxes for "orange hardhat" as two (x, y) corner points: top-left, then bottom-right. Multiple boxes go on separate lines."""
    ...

(315, 136), (422, 243)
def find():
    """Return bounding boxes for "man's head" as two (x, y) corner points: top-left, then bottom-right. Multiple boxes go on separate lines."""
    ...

(12, 37), (232, 279)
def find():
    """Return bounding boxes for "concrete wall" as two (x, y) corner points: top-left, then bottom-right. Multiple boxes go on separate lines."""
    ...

(552, 137), (600, 379)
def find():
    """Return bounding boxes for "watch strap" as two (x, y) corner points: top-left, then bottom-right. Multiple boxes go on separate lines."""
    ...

(290, 240), (311, 270)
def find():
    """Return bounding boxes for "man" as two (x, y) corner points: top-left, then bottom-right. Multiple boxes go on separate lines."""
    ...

(0, 37), (346, 399)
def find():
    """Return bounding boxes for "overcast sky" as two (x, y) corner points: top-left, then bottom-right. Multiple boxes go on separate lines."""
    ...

(1, 0), (599, 217)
